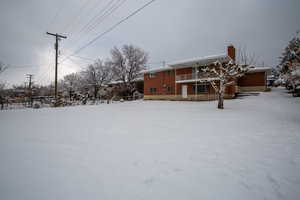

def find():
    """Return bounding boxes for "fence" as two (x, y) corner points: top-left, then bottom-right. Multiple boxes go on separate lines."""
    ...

(0, 94), (144, 111)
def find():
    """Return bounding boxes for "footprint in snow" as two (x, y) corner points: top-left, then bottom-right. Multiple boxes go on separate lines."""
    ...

(143, 177), (155, 185)
(173, 168), (183, 172)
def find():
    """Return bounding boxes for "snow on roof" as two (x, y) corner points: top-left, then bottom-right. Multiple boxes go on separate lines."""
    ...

(141, 66), (173, 73)
(176, 77), (220, 83)
(108, 77), (144, 85)
(141, 54), (230, 73)
(108, 80), (123, 85)
(168, 54), (230, 68)
(247, 67), (272, 73)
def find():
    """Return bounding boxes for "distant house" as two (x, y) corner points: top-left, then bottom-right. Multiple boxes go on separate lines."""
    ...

(142, 45), (270, 101)
(108, 77), (144, 94)
(238, 67), (271, 92)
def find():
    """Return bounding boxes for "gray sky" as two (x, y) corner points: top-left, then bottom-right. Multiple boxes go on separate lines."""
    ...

(0, 0), (299, 87)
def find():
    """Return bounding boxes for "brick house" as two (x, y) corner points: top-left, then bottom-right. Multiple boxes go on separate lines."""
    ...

(238, 67), (270, 92)
(142, 45), (270, 101)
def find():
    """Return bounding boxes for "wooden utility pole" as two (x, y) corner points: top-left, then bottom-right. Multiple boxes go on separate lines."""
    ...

(26, 74), (34, 107)
(46, 32), (67, 106)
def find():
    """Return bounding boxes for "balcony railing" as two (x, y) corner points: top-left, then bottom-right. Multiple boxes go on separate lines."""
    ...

(176, 73), (213, 82)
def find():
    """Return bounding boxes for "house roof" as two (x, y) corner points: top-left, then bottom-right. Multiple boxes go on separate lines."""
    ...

(108, 77), (144, 85)
(168, 54), (230, 68)
(141, 66), (173, 73)
(142, 54), (231, 73)
(247, 66), (272, 73)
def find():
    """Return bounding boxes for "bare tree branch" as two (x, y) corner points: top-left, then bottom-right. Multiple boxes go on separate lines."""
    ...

(0, 61), (8, 74)
(110, 44), (148, 95)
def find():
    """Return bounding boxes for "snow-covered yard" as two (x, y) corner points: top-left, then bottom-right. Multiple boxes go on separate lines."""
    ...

(0, 87), (300, 200)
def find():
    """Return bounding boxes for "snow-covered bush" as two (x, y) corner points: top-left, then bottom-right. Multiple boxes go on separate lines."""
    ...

(33, 101), (41, 109)
(274, 78), (284, 87)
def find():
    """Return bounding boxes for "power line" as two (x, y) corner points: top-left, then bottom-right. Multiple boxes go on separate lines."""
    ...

(69, 55), (97, 62)
(72, 0), (115, 39)
(63, 0), (118, 50)
(9, 65), (45, 69)
(84, 0), (127, 36)
(62, 62), (90, 71)
(63, 0), (93, 34)
(46, 5), (64, 31)
(74, 0), (156, 54)
(61, 0), (156, 64)
(35, 65), (53, 86)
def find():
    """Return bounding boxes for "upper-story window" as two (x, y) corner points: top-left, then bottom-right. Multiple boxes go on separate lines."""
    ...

(149, 72), (156, 78)
(192, 66), (205, 74)
(166, 70), (172, 76)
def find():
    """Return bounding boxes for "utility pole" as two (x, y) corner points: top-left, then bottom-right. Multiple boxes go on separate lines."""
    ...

(46, 32), (67, 106)
(26, 74), (34, 107)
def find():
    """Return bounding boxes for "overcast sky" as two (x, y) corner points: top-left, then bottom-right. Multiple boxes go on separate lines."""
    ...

(0, 0), (299, 86)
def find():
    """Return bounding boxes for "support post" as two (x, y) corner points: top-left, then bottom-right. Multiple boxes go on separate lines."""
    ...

(46, 32), (67, 106)
(26, 74), (33, 107)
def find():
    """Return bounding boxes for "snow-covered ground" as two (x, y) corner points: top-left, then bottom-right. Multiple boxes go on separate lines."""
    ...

(0, 87), (300, 200)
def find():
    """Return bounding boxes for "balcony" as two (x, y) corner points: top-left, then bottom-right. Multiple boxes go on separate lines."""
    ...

(175, 73), (218, 83)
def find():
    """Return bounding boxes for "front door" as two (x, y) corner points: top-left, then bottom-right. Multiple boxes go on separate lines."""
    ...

(182, 85), (188, 98)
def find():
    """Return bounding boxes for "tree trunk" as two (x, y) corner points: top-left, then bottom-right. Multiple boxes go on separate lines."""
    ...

(94, 85), (98, 100)
(217, 92), (224, 109)
(218, 80), (224, 109)
(69, 90), (72, 101)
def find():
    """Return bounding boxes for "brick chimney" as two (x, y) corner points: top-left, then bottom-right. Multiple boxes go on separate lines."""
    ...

(227, 45), (236, 61)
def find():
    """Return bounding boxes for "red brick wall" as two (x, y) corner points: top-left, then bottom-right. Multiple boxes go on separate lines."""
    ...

(144, 70), (176, 95)
(176, 67), (193, 75)
(144, 66), (237, 96)
(238, 72), (266, 87)
(176, 83), (215, 95)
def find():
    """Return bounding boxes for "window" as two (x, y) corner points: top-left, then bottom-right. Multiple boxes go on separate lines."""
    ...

(193, 84), (209, 93)
(149, 88), (157, 93)
(192, 67), (205, 77)
(166, 70), (172, 76)
(149, 72), (156, 78)
(165, 86), (172, 92)
(192, 67), (197, 74)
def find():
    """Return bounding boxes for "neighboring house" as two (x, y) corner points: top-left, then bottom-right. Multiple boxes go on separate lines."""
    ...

(238, 67), (271, 92)
(108, 77), (144, 94)
(142, 45), (270, 101)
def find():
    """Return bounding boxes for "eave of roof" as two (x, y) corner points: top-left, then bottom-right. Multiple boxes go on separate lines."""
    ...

(142, 54), (231, 74)
(168, 54), (230, 68)
(141, 66), (173, 73)
(247, 67), (272, 73)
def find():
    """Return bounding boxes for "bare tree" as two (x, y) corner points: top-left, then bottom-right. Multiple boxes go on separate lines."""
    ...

(0, 82), (5, 110)
(203, 60), (249, 109)
(0, 82), (5, 96)
(110, 44), (148, 95)
(82, 59), (114, 100)
(0, 61), (8, 74)
(62, 73), (82, 100)
(0, 82), (5, 91)
(237, 46), (257, 66)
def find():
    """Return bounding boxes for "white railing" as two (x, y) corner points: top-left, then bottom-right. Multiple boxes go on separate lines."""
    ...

(176, 73), (212, 82)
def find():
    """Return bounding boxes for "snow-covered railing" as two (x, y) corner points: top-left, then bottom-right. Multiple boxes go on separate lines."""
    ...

(175, 73), (212, 82)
